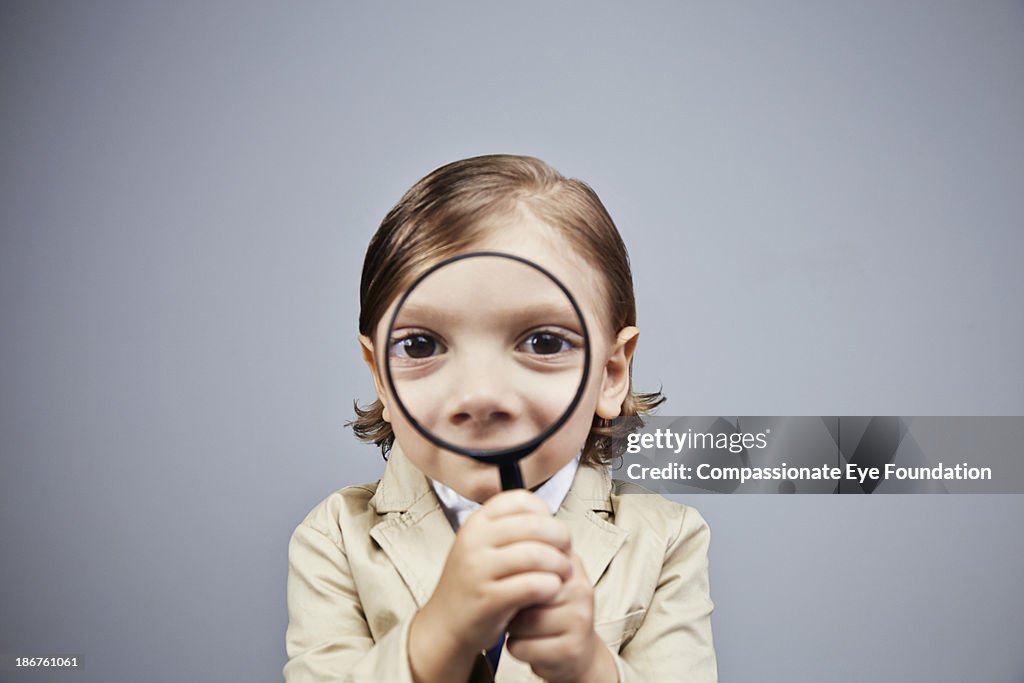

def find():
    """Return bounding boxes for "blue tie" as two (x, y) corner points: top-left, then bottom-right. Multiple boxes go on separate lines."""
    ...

(486, 632), (506, 674)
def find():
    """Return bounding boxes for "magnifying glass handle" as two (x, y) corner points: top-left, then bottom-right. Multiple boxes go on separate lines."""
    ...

(499, 462), (524, 490)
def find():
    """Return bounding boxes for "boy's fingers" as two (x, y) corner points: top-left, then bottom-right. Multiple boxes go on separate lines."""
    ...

(507, 604), (564, 638)
(547, 554), (590, 604)
(485, 514), (571, 552)
(491, 541), (573, 581)
(475, 489), (551, 520)
(491, 571), (564, 608)
(505, 634), (567, 672)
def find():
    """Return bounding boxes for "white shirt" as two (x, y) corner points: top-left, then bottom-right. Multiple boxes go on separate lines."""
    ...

(430, 454), (581, 530)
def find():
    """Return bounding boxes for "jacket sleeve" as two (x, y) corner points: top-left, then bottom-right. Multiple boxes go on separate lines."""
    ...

(612, 505), (718, 682)
(283, 521), (416, 683)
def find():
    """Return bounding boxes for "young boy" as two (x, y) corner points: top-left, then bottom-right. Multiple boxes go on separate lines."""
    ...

(284, 155), (716, 682)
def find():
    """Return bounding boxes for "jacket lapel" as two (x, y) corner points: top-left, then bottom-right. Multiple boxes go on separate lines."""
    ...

(368, 446), (455, 607)
(556, 464), (628, 586)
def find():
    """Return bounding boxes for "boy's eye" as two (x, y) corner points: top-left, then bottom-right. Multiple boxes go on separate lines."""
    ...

(391, 334), (445, 359)
(519, 331), (572, 355)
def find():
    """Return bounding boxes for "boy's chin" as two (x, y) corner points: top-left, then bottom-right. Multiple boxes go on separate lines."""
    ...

(445, 465), (503, 504)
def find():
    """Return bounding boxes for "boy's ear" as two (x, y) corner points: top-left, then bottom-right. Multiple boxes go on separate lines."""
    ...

(358, 334), (391, 423)
(596, 326), (640, 420)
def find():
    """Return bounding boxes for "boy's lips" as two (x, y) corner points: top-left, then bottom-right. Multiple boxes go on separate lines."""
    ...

(436, 426), (537, 451)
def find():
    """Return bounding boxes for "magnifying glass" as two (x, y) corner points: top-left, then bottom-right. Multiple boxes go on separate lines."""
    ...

(381, 251), (592, 490)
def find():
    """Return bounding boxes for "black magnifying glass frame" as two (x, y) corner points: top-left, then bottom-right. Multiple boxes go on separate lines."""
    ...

(381, 251), (593, 490)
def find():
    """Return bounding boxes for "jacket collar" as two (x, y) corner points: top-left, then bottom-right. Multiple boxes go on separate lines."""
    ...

(368, 445), (628, 606)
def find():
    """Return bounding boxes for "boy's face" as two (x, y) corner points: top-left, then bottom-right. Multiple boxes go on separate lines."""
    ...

(362, 209), (637, 503)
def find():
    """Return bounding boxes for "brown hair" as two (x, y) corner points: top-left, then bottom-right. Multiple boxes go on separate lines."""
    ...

(351, 154), (663, 466)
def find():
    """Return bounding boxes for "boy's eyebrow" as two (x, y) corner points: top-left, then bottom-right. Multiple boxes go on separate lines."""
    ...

(505, 301), (583, 331)
(392, 300), (583, 331)
(391, 302), (460, 328)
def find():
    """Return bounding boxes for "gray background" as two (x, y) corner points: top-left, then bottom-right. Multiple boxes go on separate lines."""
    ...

(2, 2), (1022, 681)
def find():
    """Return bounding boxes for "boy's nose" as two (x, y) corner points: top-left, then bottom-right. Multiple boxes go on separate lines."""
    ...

(445, 356), (523, 433)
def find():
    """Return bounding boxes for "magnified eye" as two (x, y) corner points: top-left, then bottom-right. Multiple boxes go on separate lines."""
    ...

(520, 331), (572, 355)
(390, 333), (446, 359)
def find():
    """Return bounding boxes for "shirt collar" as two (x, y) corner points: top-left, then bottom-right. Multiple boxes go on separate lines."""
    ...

(430, 454), (581, 530)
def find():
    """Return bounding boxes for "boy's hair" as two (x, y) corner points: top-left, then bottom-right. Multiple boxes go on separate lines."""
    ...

(352, 154), (663, 466)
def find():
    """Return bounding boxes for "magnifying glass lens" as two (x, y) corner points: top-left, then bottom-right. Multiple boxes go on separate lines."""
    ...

(384, 253), (589, 463)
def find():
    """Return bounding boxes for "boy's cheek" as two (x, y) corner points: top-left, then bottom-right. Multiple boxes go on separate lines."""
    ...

(520, 423), (592, 488)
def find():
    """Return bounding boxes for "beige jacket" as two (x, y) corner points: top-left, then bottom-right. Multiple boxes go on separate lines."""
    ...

(284, 447), (717, 682)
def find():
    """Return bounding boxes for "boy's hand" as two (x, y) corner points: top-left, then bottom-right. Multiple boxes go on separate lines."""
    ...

(408, 490), (573, 682)
(506, 554), (618, 683)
